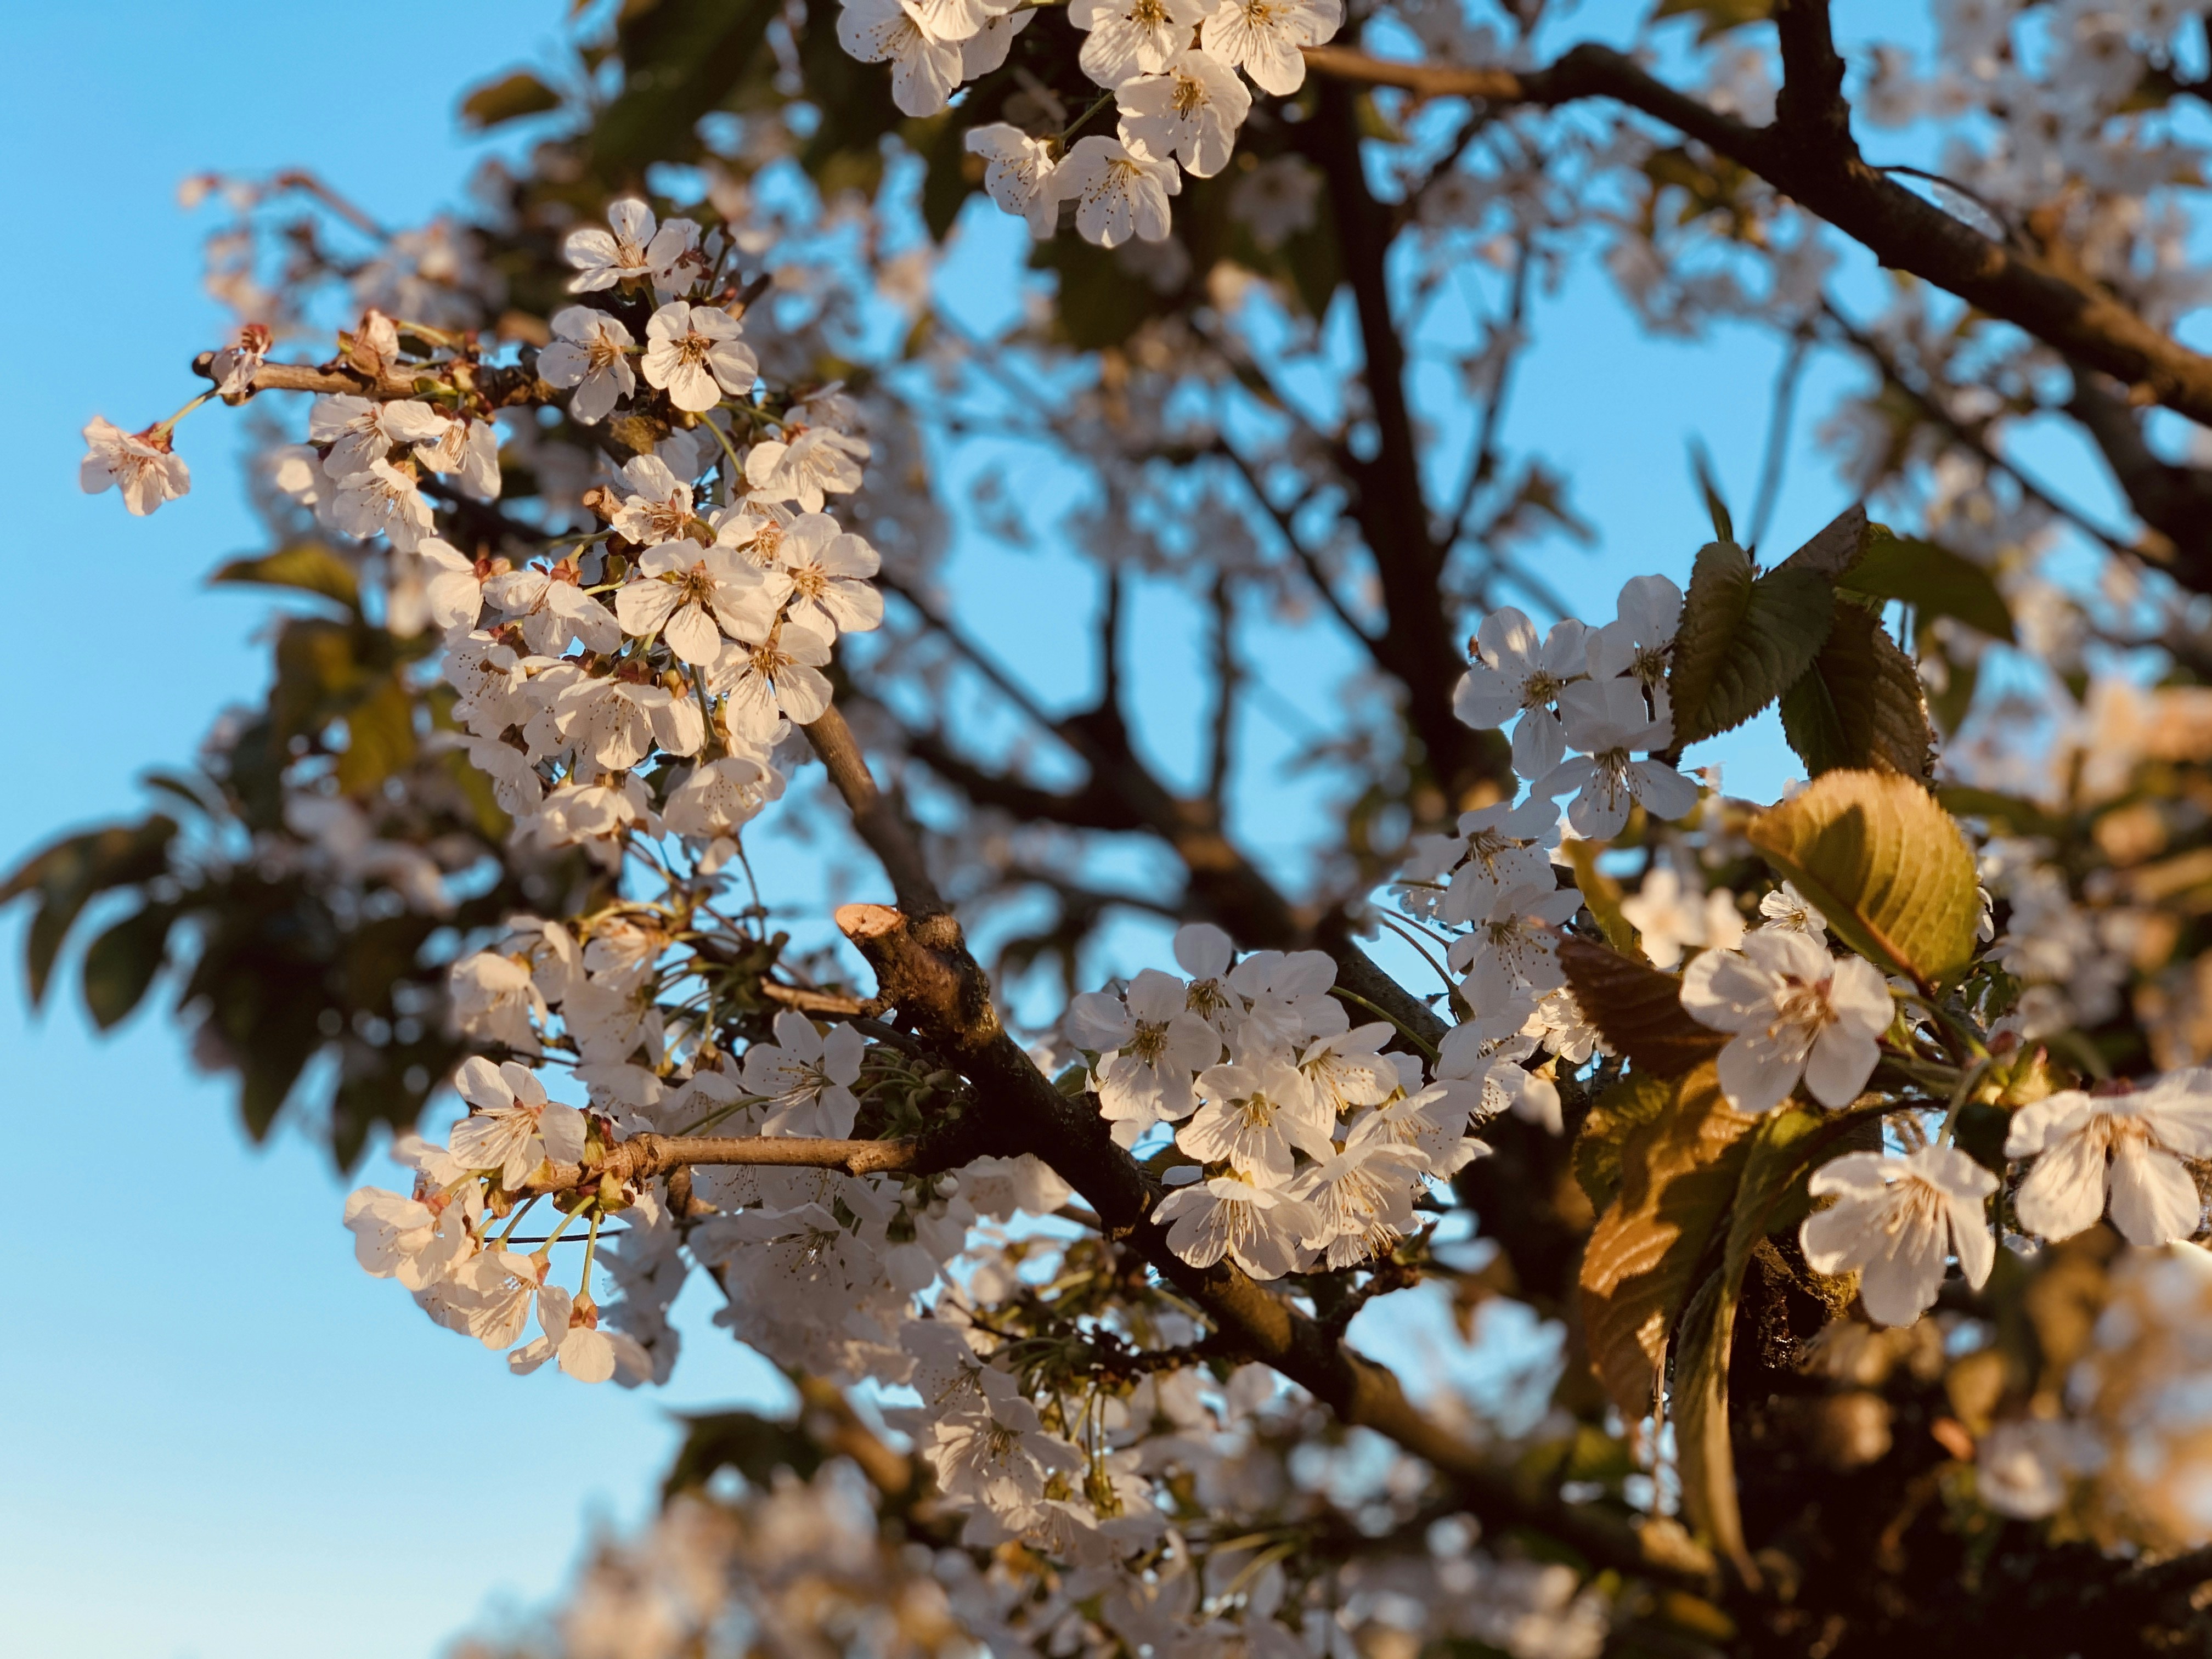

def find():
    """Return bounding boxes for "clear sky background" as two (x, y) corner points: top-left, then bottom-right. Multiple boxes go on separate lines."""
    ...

(0, 4), (2123, 1658)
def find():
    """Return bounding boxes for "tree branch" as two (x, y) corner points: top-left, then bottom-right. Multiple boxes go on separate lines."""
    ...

(1302, 43), (2212, 431)
(527, 1131), (930, 1192)
(1308, 78), (1508, 808)
(832, 900), (1717, 1590)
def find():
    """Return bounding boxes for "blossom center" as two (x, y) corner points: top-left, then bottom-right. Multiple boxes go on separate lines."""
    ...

(1520, 670), (1562, 710)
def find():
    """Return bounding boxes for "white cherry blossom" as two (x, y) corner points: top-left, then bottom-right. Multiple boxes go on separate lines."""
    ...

(901, 0), (1011, 41)
(1452, 608), (1589, 781)
(563, 198), (705, 294)
(1199, 0), (1342, 96)
(1173, 921), (1243, 1032)
(614, 543), (771, 663)
(1585, 573), (1684, 695)
(1053, 136), (1181, 250)
(1066, 968), (1222, 1141)
(509, 1284), (650, 1384)
(2005, 1070), (2212, 1246)
(1154, 1175), (1321, 1279)
(641, 301), (758, 413)
(965, 125), (1061, 235)
(959, 5), (1034, 75)
(1070, 0), (1210, 88)
(610, 454), (697, 545)
(448, 1056), (589, 1189)
(1290, 1124), (1430, 1269)
(483, 565), (623, 656)
(837, 0), (964, 116)
(343, 1187), (473, 1291)
(450, 952), (546, 1057)
(1681, 929), (1894, 1113)
(1450, 881), (1581, 1008)
(407, 413), (501, 500)
(769, 514), (883, 640)
(1437, 795), (1560, 925)
(329, 459), (435, 551)
(1536, 677), (1699, 838)
(1618, 862), (1744, 970)
(663, 754), (786, 841)
(1177, 1059), (1335, 1183)
(743, 427), (871, 512)
(710, 616), (837, 739)
(308, 393), (409, 477)
(1116, 49), (1251, 179)
(538, 306), (637, 424)
(1801, 1146), (1996, 1327)
(1759, 881), (1829, 936)
(743, 1013), (866, 1137)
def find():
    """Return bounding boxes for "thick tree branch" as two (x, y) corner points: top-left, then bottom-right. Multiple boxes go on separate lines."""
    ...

(832, 900), (1717, 1589)
(2066, 368), (2212, 586)
(804, 704), (946, 917)
(1303, 43), (2212, 431)
(1308, 80), (1508, 809)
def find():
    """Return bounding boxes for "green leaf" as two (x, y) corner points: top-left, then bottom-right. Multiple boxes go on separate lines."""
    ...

(1558, 935), (1729, 1078)
(663, 1409), (825, 1498)
(459, 70), (564, 129)
(1777, 599), (1935, 778)
(1575, 1069), (1674, 1213)
(212, 543), (360, 612)
(1841, 530), (2015, 643)
(1934, 785), (2070, 841)
(1923, 639), (1980, 738)
(1579, 1062), (1758, 1421)
(1666, 541), (1837, 746)
(81, 902), (176, 1030)
(591, 0), (778, 171)
(1773, 503), (1870, 582)
(1, 816), (178, 1005)
(1747, 769), (1981, 991)
(1671, 1273), (1745, 1579)
(1688, 441), (1734, 543)
(335, 676), (420, 796)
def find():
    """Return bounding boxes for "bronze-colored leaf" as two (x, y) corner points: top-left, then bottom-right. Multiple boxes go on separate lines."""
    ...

(1558, 935), (1728, 1077)
(1581, 1062), (1758, 1421)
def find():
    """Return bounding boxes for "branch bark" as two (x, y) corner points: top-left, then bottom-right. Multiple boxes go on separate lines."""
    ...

(527, 1131), (928, 1193)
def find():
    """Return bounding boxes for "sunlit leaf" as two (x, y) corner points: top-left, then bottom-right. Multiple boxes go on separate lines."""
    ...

(1747, 768), (1980, 990)
(1580, 1062), (1757, 1421)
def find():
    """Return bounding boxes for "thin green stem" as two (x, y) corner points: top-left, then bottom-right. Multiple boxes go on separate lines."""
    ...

(1329, 986), (1441, 1063)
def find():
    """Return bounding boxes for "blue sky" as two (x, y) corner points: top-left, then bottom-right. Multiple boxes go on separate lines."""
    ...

(0, 4), (2130, 1658)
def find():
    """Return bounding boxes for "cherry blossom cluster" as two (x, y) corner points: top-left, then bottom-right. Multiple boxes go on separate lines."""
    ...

(1450, 577), (1700, 839)
(836, 0), (1341, 250)
(350, 905), (1617, 1652)
(82, 199), (889, 904)
(1064, 921), (1509, 1278)
(459, 1443), (1609, 1659)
